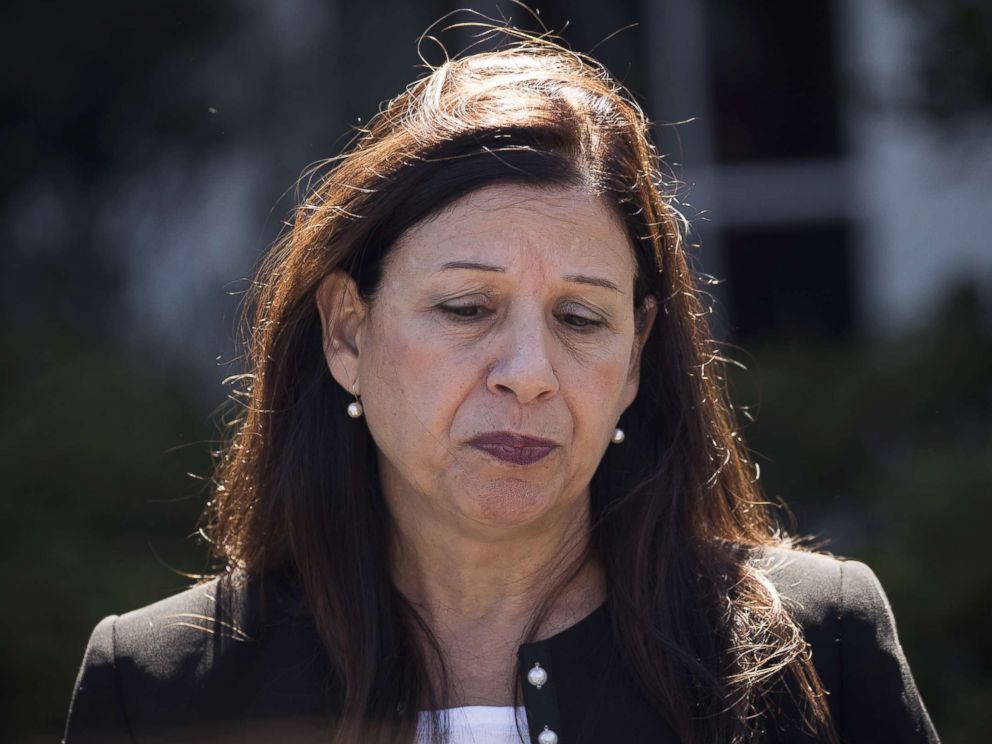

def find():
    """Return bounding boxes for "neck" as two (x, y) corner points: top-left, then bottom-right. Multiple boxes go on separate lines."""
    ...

(387, 490), (604, 640)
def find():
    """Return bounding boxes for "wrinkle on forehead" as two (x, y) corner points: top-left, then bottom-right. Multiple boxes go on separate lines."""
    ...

(397, 182), (628, 244)
(385, 183), (636, 290)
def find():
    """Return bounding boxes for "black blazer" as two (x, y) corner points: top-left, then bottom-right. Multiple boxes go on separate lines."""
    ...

(64, 548), (940, 743)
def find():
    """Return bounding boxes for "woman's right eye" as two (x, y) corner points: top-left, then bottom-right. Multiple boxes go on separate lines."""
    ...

(440, 304), (486, 319)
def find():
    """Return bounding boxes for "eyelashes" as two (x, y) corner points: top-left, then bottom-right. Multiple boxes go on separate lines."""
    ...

(437, 302), (606, 332)
(441, 304), (486, 319)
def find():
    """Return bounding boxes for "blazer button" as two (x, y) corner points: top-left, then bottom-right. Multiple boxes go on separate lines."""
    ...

(527, 662), (548, 689)
(538, 726), (558, 744)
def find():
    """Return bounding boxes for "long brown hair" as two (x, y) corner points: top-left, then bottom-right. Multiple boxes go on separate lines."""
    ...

(204, 26), (838, 744)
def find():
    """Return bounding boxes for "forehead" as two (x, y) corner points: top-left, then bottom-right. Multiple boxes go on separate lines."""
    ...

(385, 183), (636, 284)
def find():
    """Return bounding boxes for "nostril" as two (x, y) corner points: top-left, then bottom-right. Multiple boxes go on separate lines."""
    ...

(484, 330), (560, 402)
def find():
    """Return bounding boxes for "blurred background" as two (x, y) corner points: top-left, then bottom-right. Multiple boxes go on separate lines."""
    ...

(2, 0), (990, 741)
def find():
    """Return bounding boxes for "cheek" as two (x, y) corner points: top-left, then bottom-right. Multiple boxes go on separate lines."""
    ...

(361, 317), (474, 438)
(561, 345), (631, 424)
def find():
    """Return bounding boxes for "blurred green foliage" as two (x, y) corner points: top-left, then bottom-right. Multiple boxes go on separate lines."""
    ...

(0, 323), (212, 742)
(728, 284), (992, 744)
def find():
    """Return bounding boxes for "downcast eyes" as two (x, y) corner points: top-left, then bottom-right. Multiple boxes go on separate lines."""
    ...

(437, 303), (604, 331)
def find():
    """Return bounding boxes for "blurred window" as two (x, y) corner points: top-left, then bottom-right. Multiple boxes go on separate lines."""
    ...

(722, 222), (853, 339)
(705, 0), (842, 162)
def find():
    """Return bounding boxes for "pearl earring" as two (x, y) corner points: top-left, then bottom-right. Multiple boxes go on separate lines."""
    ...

(346, 382), (363, 418)
(611, 427), (625, 444)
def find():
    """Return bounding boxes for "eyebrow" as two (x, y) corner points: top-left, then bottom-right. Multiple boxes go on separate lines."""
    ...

(436, 261), (622, 293)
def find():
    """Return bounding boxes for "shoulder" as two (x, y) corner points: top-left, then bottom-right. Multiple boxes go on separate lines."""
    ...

(79, 573), (265, 683)
(64, 579), (226, 743)
(751, 544), (887, 629)
(750, 545), (941, 743)
(73, 569), (308, 681)
(65, 571), (329, 743)
(751, 546), (905, 670)
(109, 578), (216, 660)
(110, 574), (258, 678)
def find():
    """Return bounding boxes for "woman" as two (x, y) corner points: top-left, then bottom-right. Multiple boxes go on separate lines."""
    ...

(64, 30), (940, 744)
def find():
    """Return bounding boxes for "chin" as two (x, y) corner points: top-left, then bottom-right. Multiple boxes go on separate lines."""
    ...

(458, 479), (557, 529)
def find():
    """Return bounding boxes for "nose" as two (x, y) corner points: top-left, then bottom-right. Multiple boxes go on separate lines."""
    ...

(486, 310), (560, 404)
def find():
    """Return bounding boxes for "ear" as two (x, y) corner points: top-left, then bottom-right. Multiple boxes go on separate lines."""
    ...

(314, 270), (368, 396)
(620, 294), (658, 410)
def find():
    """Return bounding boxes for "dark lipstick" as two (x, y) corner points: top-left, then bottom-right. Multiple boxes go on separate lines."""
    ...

(468, 431), (558, 466)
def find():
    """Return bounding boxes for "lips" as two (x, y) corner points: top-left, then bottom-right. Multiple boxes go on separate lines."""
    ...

(468, 431), (558, 466)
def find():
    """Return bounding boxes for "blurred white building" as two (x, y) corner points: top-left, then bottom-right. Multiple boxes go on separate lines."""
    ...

(644, 0), (992, 339)
(114, 0), (992, 389)
(465, 0), (992, 339)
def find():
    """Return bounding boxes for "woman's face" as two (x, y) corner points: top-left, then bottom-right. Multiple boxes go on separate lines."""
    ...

(317, 183), (656, 537)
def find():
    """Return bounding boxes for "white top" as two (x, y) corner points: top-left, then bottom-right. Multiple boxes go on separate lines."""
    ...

(414, 705), (529, 743)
